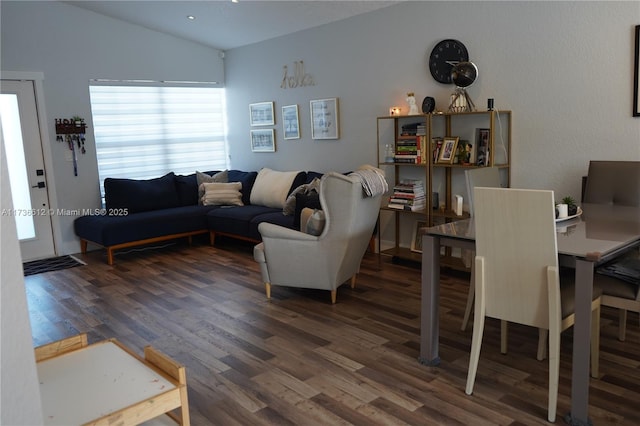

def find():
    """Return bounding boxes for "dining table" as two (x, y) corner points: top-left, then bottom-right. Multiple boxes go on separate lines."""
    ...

(419, 203), (640, 425)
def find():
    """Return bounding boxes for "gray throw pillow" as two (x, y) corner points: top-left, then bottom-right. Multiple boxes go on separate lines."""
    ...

(305, 209), (326, 236)
(197, 170), (228, 204)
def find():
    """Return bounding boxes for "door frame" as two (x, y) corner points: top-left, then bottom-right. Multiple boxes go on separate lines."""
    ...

(2, 71), (62, 257)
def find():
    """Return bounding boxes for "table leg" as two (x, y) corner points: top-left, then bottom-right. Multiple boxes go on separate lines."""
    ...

(419, 234), (441, 366)
(565, 258), (594, 426)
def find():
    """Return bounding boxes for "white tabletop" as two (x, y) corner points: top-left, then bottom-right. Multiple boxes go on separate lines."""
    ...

(37, 340), (176, 425)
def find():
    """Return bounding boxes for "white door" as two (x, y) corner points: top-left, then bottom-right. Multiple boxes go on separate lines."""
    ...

(1, 79), (56, 261)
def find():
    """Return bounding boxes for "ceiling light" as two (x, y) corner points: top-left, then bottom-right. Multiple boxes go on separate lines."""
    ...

(186, 15), (196, 21)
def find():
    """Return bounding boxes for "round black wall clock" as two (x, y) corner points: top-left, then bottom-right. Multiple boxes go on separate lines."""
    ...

(429, 39), (469, 84)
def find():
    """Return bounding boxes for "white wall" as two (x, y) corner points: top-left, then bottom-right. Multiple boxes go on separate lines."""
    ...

(225, 1), (640, 199)
(1, 136), (44, 425)
(1, 0), (224, 256)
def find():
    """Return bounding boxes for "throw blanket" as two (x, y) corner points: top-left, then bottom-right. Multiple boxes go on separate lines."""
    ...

(350, 166), (388, 197)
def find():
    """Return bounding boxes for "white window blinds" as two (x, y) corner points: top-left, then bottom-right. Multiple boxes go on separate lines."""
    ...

(89, 84), (228, 198)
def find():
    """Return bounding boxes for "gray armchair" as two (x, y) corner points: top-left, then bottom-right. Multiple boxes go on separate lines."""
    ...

(584, 160), (640, 340)
(253, 171), (383, 304)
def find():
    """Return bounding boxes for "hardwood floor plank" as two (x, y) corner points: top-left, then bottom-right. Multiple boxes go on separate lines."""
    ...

(23, 240), (640, 425)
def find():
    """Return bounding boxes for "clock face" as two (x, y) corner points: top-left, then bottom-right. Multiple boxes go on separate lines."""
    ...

(429, 39), (469, 84)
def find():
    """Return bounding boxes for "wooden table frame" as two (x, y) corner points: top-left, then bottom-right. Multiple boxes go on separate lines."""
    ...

(35, 334), (190, 426)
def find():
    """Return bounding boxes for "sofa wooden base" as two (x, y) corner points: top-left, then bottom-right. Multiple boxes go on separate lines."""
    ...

(209, 231), (260, 246)
(80, 230), (209, 265)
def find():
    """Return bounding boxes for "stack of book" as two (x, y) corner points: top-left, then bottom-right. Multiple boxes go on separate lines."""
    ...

(387, 179), (426, 211)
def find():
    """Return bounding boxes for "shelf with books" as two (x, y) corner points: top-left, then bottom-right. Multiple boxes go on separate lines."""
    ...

(376, 110), (511, 264)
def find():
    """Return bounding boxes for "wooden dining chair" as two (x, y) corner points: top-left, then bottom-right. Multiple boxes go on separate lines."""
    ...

(465, 188), (601, 422)
(583, 160), (640, 341)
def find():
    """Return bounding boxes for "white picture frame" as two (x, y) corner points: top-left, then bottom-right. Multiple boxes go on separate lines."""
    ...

(282, 104), (300, 139)
(310, 98), (339, 140)
(249, 102), (275, 126)
(250, 129), (275, 152)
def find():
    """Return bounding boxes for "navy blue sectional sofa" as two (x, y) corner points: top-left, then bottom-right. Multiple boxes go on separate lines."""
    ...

(74, 169), (321, 265)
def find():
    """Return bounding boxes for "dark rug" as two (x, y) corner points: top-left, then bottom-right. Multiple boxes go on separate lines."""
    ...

(23, 255), (86, 276)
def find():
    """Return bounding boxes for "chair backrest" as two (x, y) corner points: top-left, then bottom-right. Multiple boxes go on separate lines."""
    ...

(583, 161), (640, 207)
(319, 172), (382, 282)
(465, 167), (504, 217)
(474, 187), (559, 329)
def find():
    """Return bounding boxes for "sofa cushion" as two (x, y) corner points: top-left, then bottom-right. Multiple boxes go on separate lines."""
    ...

(249, 211), (296, 240)
(227, 170), (259, 206)
(174, 173), (199, 206)
(74, 205), (217, 246)
(250, 168), (303, 209)
(207, 205), (277, 239)
(104, 172), (180, 214)
(201, 182), (243, 206)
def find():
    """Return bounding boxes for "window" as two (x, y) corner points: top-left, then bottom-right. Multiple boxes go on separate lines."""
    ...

(89, 83), (227, 200)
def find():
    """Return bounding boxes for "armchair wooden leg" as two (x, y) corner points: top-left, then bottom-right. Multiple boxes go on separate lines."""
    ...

(265, 283), (271, 300)
(591, 303), (600, 378)
(618, 309), (627, 341)
(350, 275), (356, 289)
(500, 320), (508, 354)
(331, 290), (337, 304)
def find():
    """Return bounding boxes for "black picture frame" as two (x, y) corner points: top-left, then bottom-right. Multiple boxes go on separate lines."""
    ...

(634, 25), (639, 117)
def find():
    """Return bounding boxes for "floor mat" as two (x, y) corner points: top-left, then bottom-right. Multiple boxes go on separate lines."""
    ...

(23, 255), (86, 276)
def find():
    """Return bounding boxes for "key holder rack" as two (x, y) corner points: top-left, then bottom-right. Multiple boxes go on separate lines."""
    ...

(55, 116), (87, 176)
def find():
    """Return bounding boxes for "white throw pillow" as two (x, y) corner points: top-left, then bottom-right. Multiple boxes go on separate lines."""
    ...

(250, 168), (301, 208)
(200, 182), (243, 206)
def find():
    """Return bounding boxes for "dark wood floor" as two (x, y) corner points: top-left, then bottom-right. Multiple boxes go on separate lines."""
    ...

(26, 237), (640, 425)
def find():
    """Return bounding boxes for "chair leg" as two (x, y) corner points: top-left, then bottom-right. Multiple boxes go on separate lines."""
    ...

(350, 275), (356, 289)
(466, 257), (486, 395)
(461, 264), (475, 331)
(618, 309), (627, 341)
(500, 320), (508, 354)
(591, 303), (600, 378)
(548, 323), (560, 422)
(466, 303), (486, 395)
(537, 328), (548, 361)
(330, 290), (337, 304)
(265, 283), (271, 300)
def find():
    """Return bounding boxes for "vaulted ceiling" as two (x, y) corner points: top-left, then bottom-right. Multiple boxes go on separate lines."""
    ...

(66, 1), (401, 51)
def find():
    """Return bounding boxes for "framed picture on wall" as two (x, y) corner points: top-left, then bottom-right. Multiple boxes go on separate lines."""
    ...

(282, 104), (300, 139)
(249, 102), (275, 126)
(250, 129), (275, 152)
(310, 98), (339, 140)
(633, 25), (639, 117)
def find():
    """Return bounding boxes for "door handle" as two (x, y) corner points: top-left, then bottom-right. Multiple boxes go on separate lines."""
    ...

(31, 181), (46, 189)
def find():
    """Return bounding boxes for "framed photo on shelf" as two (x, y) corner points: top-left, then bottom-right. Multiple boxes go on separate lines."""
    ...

(249, 102), (275, 126)
(475, 128), (490, 166)
(250, 129), (275, 152)
(310, 98), (339, 140)
(437, 137), (459, 164)
(411, 220), (428, 253)
(633, 25), (639, 117)
(282, 104), (300, 139)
